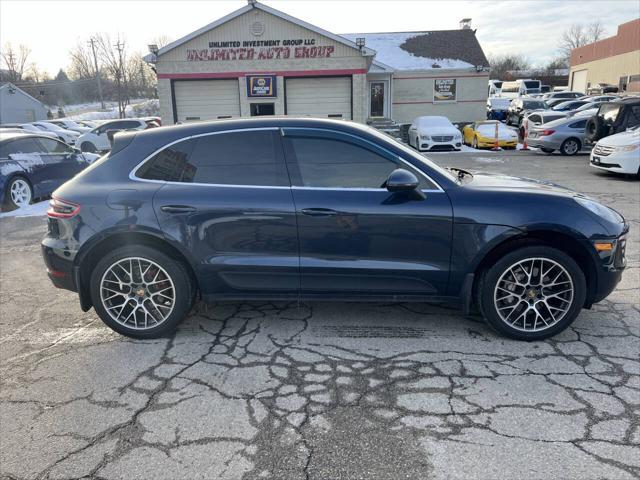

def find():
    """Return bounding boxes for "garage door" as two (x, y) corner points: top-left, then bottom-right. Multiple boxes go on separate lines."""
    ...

(286, 77), (351, 120)
(571, 70), (588, 93)
(173, 79), (240, 122)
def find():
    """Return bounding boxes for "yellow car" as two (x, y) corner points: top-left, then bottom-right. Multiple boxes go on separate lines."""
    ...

(463, 121), (519, 149)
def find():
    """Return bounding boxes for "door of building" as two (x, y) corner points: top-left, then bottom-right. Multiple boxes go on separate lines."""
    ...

(369, 81), (387, 118)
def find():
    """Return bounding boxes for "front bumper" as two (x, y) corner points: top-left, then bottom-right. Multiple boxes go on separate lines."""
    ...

(590, 150), (640, 175)
(592, 231), (628, 304)
(477, 138), (518, 149)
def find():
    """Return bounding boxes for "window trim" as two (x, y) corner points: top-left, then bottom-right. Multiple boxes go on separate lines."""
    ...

(130, 127), (290, 189)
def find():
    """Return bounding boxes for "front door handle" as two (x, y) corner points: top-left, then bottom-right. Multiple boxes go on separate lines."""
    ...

(301, 208), (338, 217)
(160, 205), (196, 214)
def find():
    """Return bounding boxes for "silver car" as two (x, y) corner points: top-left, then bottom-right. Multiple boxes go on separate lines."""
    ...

(526, 116), (589, 155)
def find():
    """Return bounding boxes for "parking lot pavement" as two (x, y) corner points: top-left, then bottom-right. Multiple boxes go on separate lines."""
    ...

(1, 150), (638, 480)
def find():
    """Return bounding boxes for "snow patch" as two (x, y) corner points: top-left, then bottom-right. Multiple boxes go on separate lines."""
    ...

(0, 200), (49, 218)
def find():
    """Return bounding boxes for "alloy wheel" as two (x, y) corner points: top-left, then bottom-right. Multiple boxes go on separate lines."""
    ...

(563, 140), (579, 155)
(10, 179), (31, 207)
(100, 257), (175, 330)
(493, 257), (574, 332)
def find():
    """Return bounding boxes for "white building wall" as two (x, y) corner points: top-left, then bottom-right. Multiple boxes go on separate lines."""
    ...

(0, 86), (48, 124)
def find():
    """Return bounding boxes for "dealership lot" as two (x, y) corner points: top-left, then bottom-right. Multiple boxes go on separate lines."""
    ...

(0, 150), (638, 479)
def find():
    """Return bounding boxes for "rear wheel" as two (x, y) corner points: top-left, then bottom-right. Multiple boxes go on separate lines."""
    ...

(477, 245), (586, 340)
(3, 176), (32, 210)
(560, 138), (581, 156)
(90, 245), (194, 338)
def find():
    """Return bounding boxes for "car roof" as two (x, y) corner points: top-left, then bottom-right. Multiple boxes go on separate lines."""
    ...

(0, 131), (55, 142)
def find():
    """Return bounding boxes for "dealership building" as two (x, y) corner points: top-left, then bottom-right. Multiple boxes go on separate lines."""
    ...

(145, 1), (490, 125)
(569, 18), (640, 93)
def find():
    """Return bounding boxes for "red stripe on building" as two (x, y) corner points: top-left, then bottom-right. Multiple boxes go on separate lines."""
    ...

(392, 99), (486, 105)
(158, 69), (368, 79)
(394, 74), (490, 80)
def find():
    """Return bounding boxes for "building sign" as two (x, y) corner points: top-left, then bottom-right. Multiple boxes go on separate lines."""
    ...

(247, 75), (276, 97)
(186, 38), (335, 61)
(433, 79), (457, 102)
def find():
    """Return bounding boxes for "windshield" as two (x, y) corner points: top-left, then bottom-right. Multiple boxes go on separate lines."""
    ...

(417, 116), (452, 128)
(524, 81), (540, 89)
(575, 102), (596, 111)
(523, 100), (546, 110)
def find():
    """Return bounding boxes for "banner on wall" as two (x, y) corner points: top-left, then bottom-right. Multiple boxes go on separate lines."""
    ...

(433, 79), (457, 102)
(247, 75), (277, 97)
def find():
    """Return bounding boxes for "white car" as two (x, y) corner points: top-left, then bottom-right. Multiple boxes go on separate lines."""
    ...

(590, 127), (640, 176)
(30, 121), (80, 145)
(48, 119), (90, 134)
(76, 119), (147, 152)
(408, 116), (462, 152)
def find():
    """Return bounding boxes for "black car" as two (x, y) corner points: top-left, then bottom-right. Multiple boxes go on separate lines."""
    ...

(42, 118), (628, 341)
(506, 98), (548, 126)
(1, 131), (93, 209)
(586, 97), (640, 143)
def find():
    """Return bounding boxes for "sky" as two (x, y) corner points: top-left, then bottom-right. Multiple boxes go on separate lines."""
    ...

(1, 0), (638, 76)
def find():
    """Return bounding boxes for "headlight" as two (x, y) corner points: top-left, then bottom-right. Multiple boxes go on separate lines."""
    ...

(420, 134), (430, 140)
(574, 196), (624, 224)
(455, 133), (462, 139)
(614, 144), (639, 152)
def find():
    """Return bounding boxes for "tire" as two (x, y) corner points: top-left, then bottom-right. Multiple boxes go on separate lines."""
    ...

(81, 141), (97, 153)
(3, 176), (32, 210)
(586, 116), (605, 142)
(477, 245), (586, 340)
(560, 138), (581, 156)
(541, 147), (554, 154)
(90, 245), (194, 339)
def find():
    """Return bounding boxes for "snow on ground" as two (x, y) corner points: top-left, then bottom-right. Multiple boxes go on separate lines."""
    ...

(342, 32), (473, 70)
(64, 99), (159, 121)
(0, 200), (49, 218)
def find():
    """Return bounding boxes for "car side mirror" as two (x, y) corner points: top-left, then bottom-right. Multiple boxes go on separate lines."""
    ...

(385, 168), (419, 192)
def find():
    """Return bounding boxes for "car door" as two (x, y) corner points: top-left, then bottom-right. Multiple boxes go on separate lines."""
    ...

(145, 128), (299, 300)
(281, 127), (453, 297)
(35, 137), (86, 190)
(2, 137), (52, 196)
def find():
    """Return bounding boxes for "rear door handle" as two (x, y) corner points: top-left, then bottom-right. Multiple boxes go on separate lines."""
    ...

(301, 208), (338, 217)
(160, 205), (196, 214)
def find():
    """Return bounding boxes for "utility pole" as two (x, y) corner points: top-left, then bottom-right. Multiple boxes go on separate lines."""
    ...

(139, 60), (146, 97)
(115, 40), (125, 118)
(88, 38), (105, 109)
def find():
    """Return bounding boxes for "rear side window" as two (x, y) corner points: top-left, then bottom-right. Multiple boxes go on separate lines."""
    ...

(1, 138), (43, 155)
(568, 120), (587, 129)
(137, 130), (288, 186)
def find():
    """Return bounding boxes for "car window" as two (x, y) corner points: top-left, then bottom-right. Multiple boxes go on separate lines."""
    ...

(545, 114), (566, 123)
(36, 137), (72, 154)
(139, 130), (287, 186)
(287, 136), (428, 189)
(2, 138), (43, 155)
(120, 120), (141, 130)
(529, 115), (541, 123)
(628, 106), (640, 127)
(568, 119), (587, 129)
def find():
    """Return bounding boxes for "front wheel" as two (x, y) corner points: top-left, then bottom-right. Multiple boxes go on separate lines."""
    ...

(477, 246), (586, 340)
(4, 176), (32, 210)
(81, 141), (97, 153)
(90, 245), (194, 338)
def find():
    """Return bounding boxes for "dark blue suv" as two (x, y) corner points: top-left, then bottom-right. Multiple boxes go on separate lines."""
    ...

(42, 118), (628, 340)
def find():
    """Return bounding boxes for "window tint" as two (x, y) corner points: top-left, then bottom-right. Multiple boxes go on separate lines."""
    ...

(138, 130), (287, 186)
(529, 115), (540, 123)
(2, 138), (43, 155)
(569, 119), (587, 129)
(37, 137), (71, 153)
(137, 139), (197, 182)
(288, 136), (426, 189)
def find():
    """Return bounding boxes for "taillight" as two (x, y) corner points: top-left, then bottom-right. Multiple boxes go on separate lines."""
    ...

(541, 129), (556, 136)
(47, 197), (80, 219)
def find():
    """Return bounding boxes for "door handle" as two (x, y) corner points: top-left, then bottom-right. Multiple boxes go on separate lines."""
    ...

(301, 208), (338, 217)
(160, 205), (196, 214)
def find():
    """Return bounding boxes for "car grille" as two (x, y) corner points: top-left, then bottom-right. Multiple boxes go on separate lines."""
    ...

(432, 135), (453, 142)
(593, 144), (615, 156)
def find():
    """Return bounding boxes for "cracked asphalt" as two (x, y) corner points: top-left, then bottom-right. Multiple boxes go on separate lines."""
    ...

(1, 150), (638, 480)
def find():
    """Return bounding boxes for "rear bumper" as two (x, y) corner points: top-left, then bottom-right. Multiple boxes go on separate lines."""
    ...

(41, 240), (77, 292)
(526, 136), (562, 150)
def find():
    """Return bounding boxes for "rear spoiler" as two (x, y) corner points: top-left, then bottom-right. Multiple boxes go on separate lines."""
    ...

(108, 130), (137, 155)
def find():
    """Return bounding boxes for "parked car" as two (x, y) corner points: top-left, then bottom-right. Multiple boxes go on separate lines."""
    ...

(526, 116), (589, 155)
(486, 97), (511, 121)
(577, 95), (619, 103)
(0, 123), (58, 139)
(551, 100), (592, 112)
(506, 98), (548, 126)
(42, 118), (628, 341)
(1, 132), (92, 209)
(590, 126), (640, 176)
(77, 120), (99, 129)
(462, 120), (518, 149)
(408, 116), (462, 151)
(75, 119), (147, 152)
(542, 91), (584, 101)
(521, 111), (568, 138)
(48, 119), (91, 134)
(142, 116), (162, 127)
(587, 83), (619, 95)
(30, 121), (80, 145)
(586, 97), (640, 144)
(540, 85), (552, 93)
(572, 107), (599, 119)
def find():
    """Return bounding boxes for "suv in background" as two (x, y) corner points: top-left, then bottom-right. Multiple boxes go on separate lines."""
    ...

(75, 119), (147, 153)
(585, 97), (640, 144)
(587, 83), (619, 95)
(506, 98), (548, 126)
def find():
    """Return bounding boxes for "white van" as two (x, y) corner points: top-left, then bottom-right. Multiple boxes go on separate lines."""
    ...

(500, 79), (542, 98)
(488, 79), (503, 97)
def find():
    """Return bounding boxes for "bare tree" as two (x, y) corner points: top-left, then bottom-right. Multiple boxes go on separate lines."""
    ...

(559, 21), (605, 62)
(23, 63), (50, 83)
(488, 54), (530, 79)
(1, 42), (31, 82)
(150, 35), (173, 49)
(95, 34), (129, 117)
(68, 42), (95, 80)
